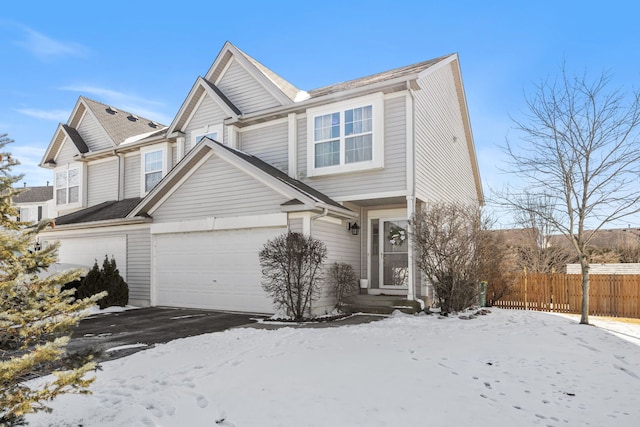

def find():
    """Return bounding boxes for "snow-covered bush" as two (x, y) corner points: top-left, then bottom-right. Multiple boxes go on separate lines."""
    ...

(259, 232), (327, 321)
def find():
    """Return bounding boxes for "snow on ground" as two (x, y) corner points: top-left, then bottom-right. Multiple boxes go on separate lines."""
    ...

(25, 309), (640, 427)
(84, 305), (140, 317)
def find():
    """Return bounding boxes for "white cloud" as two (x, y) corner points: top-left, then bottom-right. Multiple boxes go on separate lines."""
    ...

(15, 108), (68, 122)
(14, 26), (88, 60)
(61, 84), (173, 125)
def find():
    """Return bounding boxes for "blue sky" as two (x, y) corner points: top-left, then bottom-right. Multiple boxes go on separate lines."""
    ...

(2, 1), (639, 226)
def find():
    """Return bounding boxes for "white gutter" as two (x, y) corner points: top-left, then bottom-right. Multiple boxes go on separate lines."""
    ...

(49, 216), (151, 231)
(230, 74), (420, 126)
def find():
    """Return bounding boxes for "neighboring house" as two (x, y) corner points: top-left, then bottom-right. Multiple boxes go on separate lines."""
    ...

(11, 184), (55, 224)
(566, 263), (640, 275)
(38, 42), (483, 313)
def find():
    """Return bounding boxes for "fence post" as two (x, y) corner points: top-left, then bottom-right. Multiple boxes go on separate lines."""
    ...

(524, 267), (528, 310)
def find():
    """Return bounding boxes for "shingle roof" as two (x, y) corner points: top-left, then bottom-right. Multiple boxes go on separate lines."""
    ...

(307, 55), (451, 98)
(81, 97), (167, 146)
(201, 79), (242, 116)
(62, 124), (89, 153)
(11, 186), (53, 204)
(211, 140), (346, 210)
(54, 198), (144, 226)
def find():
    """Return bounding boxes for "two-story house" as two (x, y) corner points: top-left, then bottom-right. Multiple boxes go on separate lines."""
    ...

(12, 183), (55, 224)
(39, 42), (483, 314)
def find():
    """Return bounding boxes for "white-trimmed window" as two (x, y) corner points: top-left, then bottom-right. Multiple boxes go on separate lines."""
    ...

(140, 143), (170, 195)
(307, 93), (384, 176)
(192, 124), (223, 147)
(55, 167), (81, 206)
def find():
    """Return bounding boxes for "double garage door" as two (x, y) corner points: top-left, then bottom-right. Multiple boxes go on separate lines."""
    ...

(153, 227), (285, 314)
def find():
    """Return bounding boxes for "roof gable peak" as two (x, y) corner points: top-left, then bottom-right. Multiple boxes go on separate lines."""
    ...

(205, 42), (300, 105)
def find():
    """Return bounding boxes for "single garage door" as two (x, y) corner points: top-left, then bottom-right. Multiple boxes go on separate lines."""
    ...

(55, 235), (127, 279)
(154, 226), (285, 313)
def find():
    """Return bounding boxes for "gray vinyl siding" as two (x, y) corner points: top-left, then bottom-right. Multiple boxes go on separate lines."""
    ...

(171, 145), (178, 169)
(152, 156), (288, 222)
(296, 117), (307, 181)
(217, 58), (281, 114)
(124, 153), (141, 199)
(297, 96), (407, 199)
(56, 138), (80, 165)
(288, 217), (303, 234)
(127, 227), (151, 305)
(414, 63), (478, 203)
(239, 122), (288, 171)
(77, 111), (112, 151)
(87, 159), (118, 206)
(184, 94), (227, 152)
(311, 219), (361, 313)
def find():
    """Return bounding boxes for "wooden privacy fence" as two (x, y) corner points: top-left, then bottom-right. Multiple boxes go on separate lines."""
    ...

(493, 272), (640, 318)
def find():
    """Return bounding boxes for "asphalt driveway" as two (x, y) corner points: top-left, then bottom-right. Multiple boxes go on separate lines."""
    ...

(67, 307), (262, 362)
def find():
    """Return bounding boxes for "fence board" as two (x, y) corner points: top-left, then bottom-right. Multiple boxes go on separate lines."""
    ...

(493, 272), (640, 319)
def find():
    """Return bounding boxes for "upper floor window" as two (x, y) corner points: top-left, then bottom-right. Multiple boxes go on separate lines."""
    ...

(55, 167), (80, 205)
(144, 150), (163, 192)
(307, 93), (384, 177)
(193, 124), (223, 147)
(140, 143), (170, 195)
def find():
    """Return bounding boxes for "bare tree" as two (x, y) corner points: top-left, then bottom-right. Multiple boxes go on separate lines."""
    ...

(502, 66), (640, 324)
(513, 194), (574, 273)
(411, 202), (489, 313)
(259, 232), (327, 321)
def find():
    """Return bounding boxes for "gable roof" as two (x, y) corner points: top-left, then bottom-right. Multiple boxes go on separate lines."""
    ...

(54, 197), (145, 226)
(213, 142), (344, 210)
(40, 97), (167, 167)
(40, 123), (90, 167)
(129, 138), (354, 219)
(167, 77), (241, 135)
(205, 41), (300, 106)
(11, 186), (53, 204)
(80, 97), (166, 146)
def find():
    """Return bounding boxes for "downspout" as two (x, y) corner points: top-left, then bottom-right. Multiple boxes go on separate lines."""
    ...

(406, 82), (424, 311)
(116, 151), (125, 201)
(310, 207), (329, 234)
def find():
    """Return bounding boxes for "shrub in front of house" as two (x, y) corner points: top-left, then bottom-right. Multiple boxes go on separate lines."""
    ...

(76, 256), (128, 309)
(259, 232), (327, 321)
(329, 262), (358, 310)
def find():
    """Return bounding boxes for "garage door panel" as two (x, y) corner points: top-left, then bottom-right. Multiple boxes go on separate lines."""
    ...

(154, 227), (284, 313)
(55, 235), (127, 280)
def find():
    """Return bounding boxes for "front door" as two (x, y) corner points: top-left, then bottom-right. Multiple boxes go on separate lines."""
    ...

(371, 218), (409, 289)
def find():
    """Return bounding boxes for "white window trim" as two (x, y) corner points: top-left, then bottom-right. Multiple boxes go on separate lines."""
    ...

(53, 164), (84, 209)
(140, 143), (171, 196)
(192, 124), (223, 147)
(306, 92), (384, 177)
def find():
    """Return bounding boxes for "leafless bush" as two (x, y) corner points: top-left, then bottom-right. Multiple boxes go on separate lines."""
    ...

(259, 232), (327, 320)
(329, 262), (358, 310)
(411, 202), (488, 313)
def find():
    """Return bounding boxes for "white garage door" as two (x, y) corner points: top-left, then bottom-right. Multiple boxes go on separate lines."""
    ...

(154, 227), (285, 313)
(55, 235), (127, 279)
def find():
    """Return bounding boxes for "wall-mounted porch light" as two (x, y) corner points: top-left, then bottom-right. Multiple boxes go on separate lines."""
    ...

(348, 222), (360, 236)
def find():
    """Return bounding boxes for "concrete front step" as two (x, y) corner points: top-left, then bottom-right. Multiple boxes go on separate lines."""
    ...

(342, 295), (421, 315)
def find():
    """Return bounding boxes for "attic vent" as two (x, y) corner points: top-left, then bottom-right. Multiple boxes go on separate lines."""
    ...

(127, 114), (139, 122)
(148, 121), (158, 128)
(105, 106), (118, 115)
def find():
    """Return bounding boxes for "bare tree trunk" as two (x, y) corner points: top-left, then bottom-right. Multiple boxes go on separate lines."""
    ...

(579, 257), (590, 324)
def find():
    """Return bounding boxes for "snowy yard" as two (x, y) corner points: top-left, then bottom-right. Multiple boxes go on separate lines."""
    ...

(26, 309), (640, 427)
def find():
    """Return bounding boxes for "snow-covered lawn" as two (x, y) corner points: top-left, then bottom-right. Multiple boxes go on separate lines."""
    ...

(26, 309), (640, 427)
